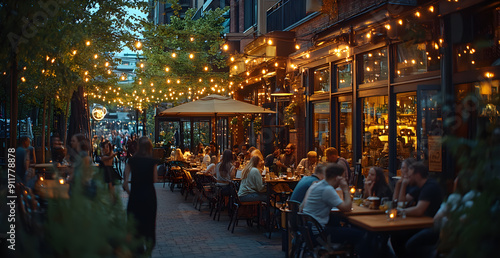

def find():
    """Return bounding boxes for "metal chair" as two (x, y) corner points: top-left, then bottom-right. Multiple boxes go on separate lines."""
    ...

(287, 200), (303, 258)
(227, 182), (262, 233)
(298, 212), (351, 258)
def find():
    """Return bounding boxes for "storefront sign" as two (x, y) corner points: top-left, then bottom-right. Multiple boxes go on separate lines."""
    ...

(428, 135), (442, 172)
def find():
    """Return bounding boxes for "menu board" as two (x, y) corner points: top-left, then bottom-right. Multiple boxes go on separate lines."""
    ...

(428, 135), (442, 172)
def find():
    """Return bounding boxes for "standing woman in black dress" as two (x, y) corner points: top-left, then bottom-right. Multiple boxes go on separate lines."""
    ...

(122, 136), (158, 255)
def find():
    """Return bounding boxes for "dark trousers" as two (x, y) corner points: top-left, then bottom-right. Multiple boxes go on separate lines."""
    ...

(405, 228), (439, 258)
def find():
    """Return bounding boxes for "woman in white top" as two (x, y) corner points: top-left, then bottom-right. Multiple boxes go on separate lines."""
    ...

(173, 148), (185, 162)
(238, 155), (267, 202)
(202, 146), (212, 167)
(214, 149), (237, 194)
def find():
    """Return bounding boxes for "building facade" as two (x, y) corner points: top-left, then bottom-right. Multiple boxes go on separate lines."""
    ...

(230, 0), (500, 188)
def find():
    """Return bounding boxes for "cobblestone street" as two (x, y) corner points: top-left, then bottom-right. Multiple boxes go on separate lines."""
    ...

(121, 184), (282, 258)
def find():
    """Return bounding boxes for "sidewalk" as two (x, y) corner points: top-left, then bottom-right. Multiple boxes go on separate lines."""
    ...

(120, 184), (283, 258)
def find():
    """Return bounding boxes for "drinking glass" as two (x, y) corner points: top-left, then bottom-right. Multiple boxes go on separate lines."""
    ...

(380, 197), (390, 211)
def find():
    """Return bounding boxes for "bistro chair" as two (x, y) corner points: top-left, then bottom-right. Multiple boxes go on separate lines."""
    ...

(268, 190), (292, 239)
(193, 174), (217, 212)
(227, 182), (262, 234)
(287, 200), (303, 258)
(181, 169), (196, 200)
(298, 212), (351, 258)
(165, 161), (185, 191)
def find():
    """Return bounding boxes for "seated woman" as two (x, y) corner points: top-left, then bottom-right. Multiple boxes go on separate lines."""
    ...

(202, 146), (212, 168)
(173, 148), (186, 162)
(238, 155), (267, 202)
(363, 166), (392, 199)
(215, 149), (237, 194)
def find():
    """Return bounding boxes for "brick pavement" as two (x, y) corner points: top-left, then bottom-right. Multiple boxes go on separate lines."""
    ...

(120, 184), (283, 258)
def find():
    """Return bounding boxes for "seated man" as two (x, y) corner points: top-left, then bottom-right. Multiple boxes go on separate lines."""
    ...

(399, 161), (443, 217)
(297, 151), (318, 176)
(277, 143), (296, 171)
(289, 163), (325, 203)
(264, 146), (280, 172)
(301, 163), (374, 258)
(392, 161), (444, 257)
(324, 147), (352, 184)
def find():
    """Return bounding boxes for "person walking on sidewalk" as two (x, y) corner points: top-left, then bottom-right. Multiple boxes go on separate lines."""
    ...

(123, 136), (159, 256)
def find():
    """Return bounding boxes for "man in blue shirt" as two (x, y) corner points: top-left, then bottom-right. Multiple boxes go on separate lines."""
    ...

(289, 163), (325, 203)
(301, 163), (375, 258)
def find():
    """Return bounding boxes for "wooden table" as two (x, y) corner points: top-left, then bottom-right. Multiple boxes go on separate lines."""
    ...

(347, 214), (434, 232)
(34, 179), (70, 199)
(331, 205), (386, 216)
(33, 163), (69, 179)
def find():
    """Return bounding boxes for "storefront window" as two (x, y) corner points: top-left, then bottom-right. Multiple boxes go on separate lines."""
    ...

(455, 8), (500, 72)
(359, 48), (388, 84)
(314, 102), (330, 157)
(396, 41), (440, 78)
(159, 121), (180, 146)
(361, 96), (389, 171)
(313, 66), (330, 93)
(339, 101), (353, 165)
(396, 93), (417, 167)
(193, 121), (210, 150)
(337, 63), (352, 89)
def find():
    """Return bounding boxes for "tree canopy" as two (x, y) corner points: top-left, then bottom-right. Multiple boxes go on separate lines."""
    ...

(0, 0), (148, 115)
(129, 4), (235, 110)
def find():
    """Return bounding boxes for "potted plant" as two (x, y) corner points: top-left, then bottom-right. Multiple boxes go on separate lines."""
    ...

(284, 102), (298, 129)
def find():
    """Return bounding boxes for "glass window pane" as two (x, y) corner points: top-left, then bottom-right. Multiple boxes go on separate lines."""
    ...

(396, 93), (417, 168)
(314, 102), (330, 157)
(314, 66), (330, 93)
(183, 122), (191, 150)
(419, 90), (442, 172)
(396, 41), (440, 77)
(454, 9), (499, 72)
(360, 48), (388, 84)
(337, 63), (352, 89)
(193, 121), (210, 150)
(361, 96), (389, 172)
(339, 101), (353, 165)
(159, 121), (180, 147)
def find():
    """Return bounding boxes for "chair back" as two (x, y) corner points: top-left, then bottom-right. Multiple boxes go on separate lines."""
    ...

(228, 181), (240, 205)
(287, 200), (302, 232)
(298, 212), (328, 251)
